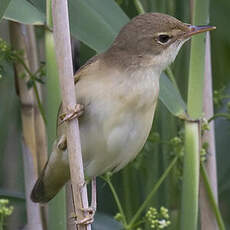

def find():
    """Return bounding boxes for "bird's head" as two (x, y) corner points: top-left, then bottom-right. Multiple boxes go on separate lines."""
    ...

(110, 13), (215, 72)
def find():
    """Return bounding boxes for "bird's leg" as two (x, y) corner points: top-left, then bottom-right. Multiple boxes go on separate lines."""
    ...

(91, 176), (97, 213)
(73, 177), (97, 226)
(74, 215), (94, 225)
(57, 135), (67, 150)
(59, 104), (84, 125)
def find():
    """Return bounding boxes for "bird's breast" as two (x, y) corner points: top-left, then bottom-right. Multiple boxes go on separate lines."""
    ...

(78, 68), (160, 177)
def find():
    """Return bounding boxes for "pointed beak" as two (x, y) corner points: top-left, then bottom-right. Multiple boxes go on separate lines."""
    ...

(185, 25), (216, 38)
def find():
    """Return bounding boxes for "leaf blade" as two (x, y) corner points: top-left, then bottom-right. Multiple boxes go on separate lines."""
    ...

(68, 0), (129, 53)
(0, 0), (12, 21)
(3, 0), (45, 25)
(159, 73), (187, 118)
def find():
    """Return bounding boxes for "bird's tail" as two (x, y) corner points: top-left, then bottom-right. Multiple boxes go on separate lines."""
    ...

(31, 139), (70, 203)
(30, 162), (49, 203)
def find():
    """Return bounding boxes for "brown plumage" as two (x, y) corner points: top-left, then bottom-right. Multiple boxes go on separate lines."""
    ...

(31, 13), (215, 203)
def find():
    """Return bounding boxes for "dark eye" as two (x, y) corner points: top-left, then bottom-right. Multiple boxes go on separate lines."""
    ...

(158, 34), (171, 44)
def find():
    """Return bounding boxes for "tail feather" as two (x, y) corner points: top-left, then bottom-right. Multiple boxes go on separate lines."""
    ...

(31, 141), (70, 203)
(31, 162), (50, 203)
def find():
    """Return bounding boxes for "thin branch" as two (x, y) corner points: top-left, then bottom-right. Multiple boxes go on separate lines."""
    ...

(16, 55), (47, 124)
(208, 113), (230, 123)
(102, 174), (128, 227)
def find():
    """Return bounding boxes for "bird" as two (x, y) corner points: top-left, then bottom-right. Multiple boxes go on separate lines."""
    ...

(31, 13), (215, 203)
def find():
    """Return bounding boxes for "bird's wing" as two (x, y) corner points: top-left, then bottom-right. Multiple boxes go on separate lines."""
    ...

(56, 53), (103, 130)
(31, 54), (102, 202)
(74, 53), (102, 84)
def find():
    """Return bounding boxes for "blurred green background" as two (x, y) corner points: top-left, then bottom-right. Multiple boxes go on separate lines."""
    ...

(0, 0), (229, 229)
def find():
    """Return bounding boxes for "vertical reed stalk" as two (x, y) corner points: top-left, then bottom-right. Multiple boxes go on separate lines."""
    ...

(52, 1), (90, 230)
(181, 121), (200, 230)
(180, 0), (209, 229)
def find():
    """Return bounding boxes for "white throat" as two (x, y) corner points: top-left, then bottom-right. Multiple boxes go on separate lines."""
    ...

(152, 39), (187, 73)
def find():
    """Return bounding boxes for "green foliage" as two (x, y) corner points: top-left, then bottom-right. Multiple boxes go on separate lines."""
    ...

(169, 135), (184, 158)
(168, 131), (185, 181)
(0, 37), (46, 123)
(213, 86), (230, 109)
(200, 145), (208, 162)
(103, 155), (178, 230)
(201, 118), (210, 133)
(145, 206), (171, 229)
(0, 199), (13, 230)
(0, 38), (20, 68)
(26, 64), (46, 89)
(0, 37), (45, 85)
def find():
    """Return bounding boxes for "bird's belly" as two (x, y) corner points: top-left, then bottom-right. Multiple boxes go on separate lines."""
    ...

(76, 67), (159, 177)
(80, 101), (156, 178)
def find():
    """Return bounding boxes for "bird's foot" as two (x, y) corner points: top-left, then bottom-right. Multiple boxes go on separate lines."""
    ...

(79, 206), (96, 224)
(70, 206), (96, 226)
(69, 177), (97, 226)
(74, 215), (94, 225)
(59, 104), (84, 125)
(57, 135), (67, 150)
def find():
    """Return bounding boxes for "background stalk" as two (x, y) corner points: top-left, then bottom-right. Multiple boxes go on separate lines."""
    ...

(201, 163), (225, 230)
(199, 32), (219, 230)
(9, 22), (44, 230)
(26, 24), (48, 230)
(45, 0), (67, 228)
(180, 0), (210, 229)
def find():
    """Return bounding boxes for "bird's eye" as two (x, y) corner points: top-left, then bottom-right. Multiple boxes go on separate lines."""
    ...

(158, 34), (171, 44)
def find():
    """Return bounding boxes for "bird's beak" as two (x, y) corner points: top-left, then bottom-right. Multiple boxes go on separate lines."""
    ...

(185, 25), (216, 38)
